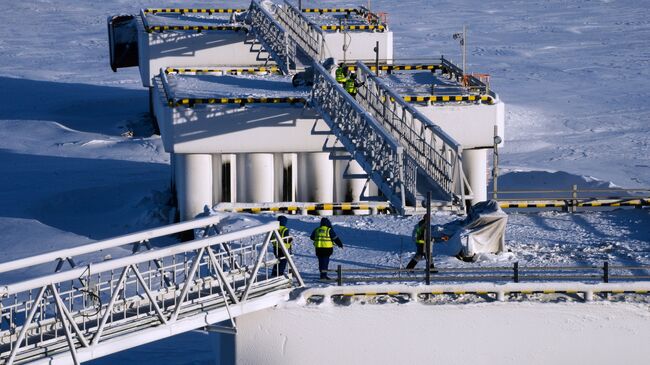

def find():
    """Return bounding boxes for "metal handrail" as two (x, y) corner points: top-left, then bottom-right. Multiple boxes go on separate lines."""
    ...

(310, 62), (407, 213)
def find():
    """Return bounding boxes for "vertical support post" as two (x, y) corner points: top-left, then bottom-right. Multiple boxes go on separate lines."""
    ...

(374, 41), (379, 76)
(298, 0), (302, 10)
(571, 184), (578, 213)
(513, 261), (519, 283)
(425, 192), (432, 285)
(337, 265), (342, 286)
(492, 125), (500, 200)
(603, 261), (609, 283)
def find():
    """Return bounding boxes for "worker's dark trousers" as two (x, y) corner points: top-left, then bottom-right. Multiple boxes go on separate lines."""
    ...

(272, 247), (291, 277)
(406, 244), (435, 270)
(316, 247), (334, 279)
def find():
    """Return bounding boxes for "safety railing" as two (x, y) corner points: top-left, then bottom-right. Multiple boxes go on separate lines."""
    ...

(310, 62), (409, 214)
(0, 222), (303, 365)
(276, 0), (324, 62)
(355, 61), (469, 208)
(249, 0), (295, 74)
(324, 262), (650, 286)
(494, 186), (650, 212)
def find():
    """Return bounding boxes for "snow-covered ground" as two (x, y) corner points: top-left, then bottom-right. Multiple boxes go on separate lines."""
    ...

(0, 0), (649, 363)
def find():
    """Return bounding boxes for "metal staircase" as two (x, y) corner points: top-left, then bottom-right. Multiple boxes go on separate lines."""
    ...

(244, 1), (470, 213)
(0, 217), (302, 365)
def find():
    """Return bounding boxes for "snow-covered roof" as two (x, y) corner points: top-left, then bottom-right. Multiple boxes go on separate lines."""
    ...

(165, 73), (310, 100)
(379, 71), (469, 96)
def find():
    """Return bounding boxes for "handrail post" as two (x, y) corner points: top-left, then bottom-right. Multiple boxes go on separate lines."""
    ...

(603, 261), (609, 283)
(337, 265), (342, 286)
(513, 261), (519, 283)
(425, 192), (432, 285)
(571, 184), (578, 213)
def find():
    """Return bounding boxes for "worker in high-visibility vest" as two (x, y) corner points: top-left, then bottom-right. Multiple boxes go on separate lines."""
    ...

(335, 65), (348, 84)
(310, 217), (344, 280)
(271, 215), (293, 277)
(344, 73), (364, 97)
(406, 217), (436, 270)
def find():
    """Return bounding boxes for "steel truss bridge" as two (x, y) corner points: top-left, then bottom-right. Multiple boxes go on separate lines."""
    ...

(0, 216), (303, 365)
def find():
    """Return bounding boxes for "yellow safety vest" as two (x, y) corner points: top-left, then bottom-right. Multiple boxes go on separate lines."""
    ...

(272, 226), (291, 250)
(416, 225), (425, 245)
(335, 68), (347, 83)
(313, 226), (333, 248)
(345, 79), (357, 94)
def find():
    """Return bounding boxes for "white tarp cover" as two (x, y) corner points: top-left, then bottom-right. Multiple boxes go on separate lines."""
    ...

(433, 200), (508, 259)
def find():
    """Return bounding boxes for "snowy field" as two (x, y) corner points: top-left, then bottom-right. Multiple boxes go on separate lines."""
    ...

(0, 0), (649, 363)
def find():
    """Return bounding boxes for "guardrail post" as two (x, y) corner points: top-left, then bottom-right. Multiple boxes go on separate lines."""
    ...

(513, 261), (519, 283)
(603, 261), (609, 283)
(425, 192), (432, 286)
(337, 265), (342, 286)
(571, 184), (578, 213)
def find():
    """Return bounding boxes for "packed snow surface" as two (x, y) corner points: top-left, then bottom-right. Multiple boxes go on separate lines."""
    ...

(380, 71), (469, 96)
(167, 74), (310, 99)
(0, 0), (648, 364)
(144, 13), (236, 27)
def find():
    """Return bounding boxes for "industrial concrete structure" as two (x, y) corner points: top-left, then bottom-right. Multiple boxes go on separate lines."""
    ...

(108, 0), (504, 220)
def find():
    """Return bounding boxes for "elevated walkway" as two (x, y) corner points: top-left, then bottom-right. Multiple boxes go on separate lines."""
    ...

(0, 217), (303, 365)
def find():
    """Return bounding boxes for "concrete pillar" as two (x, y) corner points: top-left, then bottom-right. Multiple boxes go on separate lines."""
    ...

(274, 153), (284, 202)
(236, 153), (274, 203)
(298, 152), (334, 214)
(463, 149), (488, 206)
(175, 153), (213, 221)
(228, 154), (237, 203)
(335, 160), (368, 214)
(212, 154), (223, 205)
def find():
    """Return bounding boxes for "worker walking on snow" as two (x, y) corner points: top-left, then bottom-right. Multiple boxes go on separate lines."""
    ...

(271, 215), (293, 277)
(310, 217), (344, 280)
(405, 217), (436, 271)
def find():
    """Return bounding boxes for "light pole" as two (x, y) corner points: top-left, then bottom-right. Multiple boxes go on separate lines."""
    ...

(453, 25), (467, 75)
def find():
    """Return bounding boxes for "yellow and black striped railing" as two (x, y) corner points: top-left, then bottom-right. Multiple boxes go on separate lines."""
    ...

(165, 66), (281, 75)
(301, 8), (361, 14)
(215, 203), (390, 214)
(168, 96), (307, 107)
(320, 24), (385, 31)
(144, 8), (247, 14)
(146, 24), (247, 33)
(498, 198), (650, 209)
(346, 64), (444, 72)
(403, 95), (494, 104)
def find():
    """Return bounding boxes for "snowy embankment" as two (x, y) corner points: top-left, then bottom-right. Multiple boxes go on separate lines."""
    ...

(0, 0), (648, 364)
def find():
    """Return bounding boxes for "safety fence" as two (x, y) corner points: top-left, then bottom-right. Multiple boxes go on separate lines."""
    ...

(301, 8), (361, 14)
(143, 8), (247, 14)
(146, 25), (247, 33)
(323, 262), (650, 286)
(298, 282), (650, 305)
(214, 202), (391, 214)
(319, 25), (385, 31)
(165, 66), (281, 75)
(0, 221), (303, 365)
(158, 69), (307, 107)
(495, 186), (650, 212)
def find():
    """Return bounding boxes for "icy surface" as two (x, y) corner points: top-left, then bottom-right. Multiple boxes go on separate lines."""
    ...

(145, 13), (235, 27)
(380, 71), (468, 96)
(168, 74), (310, 99)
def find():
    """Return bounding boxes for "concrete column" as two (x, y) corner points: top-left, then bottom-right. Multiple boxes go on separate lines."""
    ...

(274, 153), (284, 202)
(228, 154), (237, 203)
(335, 160), (368, 214)
(298, 152), (334, 214)
(175, 153), (213, 221)
(212, 154), (223, 205)
(463, 149), (488, 206)
(236, 153), (274, 203)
